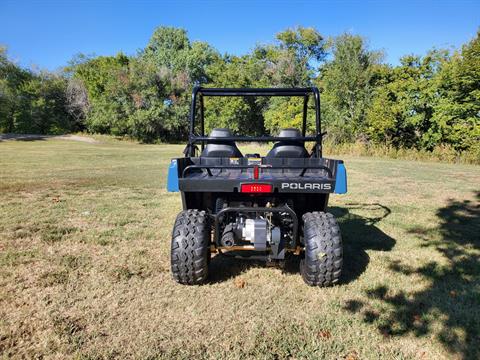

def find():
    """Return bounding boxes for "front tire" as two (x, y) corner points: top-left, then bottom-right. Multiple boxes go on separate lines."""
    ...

(171, 209), (210, 285)
(300, 212), (343, 286)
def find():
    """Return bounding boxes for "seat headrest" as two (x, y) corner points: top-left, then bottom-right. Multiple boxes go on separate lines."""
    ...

(278, 128), (302, 138)
(209, 128), (233, 138)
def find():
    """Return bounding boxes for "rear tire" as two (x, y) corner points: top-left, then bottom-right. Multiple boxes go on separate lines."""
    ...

(171, 209), (210, 285)
(300, 212), (342, 286)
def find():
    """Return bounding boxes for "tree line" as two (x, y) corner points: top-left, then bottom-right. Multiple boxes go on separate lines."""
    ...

(1, 26), (478, 157)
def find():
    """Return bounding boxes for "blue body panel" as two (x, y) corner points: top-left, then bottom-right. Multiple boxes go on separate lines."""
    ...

(334, 162), (347, 194)
(167, 159), (179, 192)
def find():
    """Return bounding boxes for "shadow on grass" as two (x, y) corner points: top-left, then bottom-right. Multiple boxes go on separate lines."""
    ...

(0, 134), (48, 142)
(344, 192), (480, 359)
(208, 202), (395, 284)
(331, 203), (395, 283)
(209, 251), (325, 284)
(208, 252), (265, 284)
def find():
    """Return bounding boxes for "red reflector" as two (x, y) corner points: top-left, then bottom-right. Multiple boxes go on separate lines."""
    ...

(240, 183), (272, 193)
(253, 166), (259, 180)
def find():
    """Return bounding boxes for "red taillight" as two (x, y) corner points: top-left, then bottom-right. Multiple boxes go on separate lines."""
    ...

(240, 183), (272, 193)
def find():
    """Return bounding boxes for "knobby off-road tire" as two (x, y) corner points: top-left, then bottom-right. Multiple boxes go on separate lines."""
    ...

(171, 209), (210, 285)
(300, 212), (343, 286)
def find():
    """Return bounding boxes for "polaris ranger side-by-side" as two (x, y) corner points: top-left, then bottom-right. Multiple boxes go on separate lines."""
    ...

(167, 87), (347, 286)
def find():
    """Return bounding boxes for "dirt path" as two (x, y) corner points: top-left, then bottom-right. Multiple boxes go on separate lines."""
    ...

(0, 133), (99, 143)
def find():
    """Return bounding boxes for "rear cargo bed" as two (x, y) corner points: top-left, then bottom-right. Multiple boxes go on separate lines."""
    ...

(174, 156), (345, 194)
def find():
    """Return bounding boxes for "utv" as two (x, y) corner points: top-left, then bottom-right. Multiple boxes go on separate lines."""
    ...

(167, 87), (347, 286)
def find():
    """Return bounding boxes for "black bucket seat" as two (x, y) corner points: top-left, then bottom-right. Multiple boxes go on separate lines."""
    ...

(266, 128), (308, 158)
(200, 128), (243, 158)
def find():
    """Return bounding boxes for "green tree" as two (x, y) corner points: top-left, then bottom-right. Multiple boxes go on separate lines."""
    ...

(69, 53), (130, 135)
(203, 27), (326, 136)
(319, 33), (383, 143)
(142, 26), (219, 86)
(70, 53), (129, 100)
(1, 47), (75, 134)
(203, 54), (268, 134)
(69, 27), (219, 142)
(268, 26), (326, 87)
(17, 72), (74, 134)
(367, 50), (452, 149)
(0, 47), (32, 133)
(139, 27), (219, 140)
(260, 27), (326, 134)
(435, 31), (480, 153)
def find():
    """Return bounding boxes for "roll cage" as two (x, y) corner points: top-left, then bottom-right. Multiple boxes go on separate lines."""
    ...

(187, 87), (324, 157)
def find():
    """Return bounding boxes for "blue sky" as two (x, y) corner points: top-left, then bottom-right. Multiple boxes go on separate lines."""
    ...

(1, 0), (479, 70)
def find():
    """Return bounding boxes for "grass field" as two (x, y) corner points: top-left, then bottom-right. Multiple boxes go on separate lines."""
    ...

(0, 138), (479, 360)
